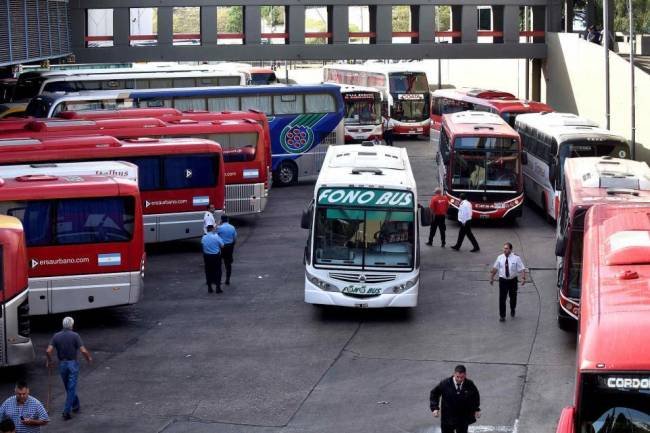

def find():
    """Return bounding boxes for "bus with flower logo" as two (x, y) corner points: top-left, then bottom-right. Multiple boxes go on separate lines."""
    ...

(301, 143), (430, 308)
(25, 84), (345, 186)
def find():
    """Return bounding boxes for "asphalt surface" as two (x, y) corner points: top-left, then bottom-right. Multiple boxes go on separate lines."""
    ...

(0, 138), (576, 433)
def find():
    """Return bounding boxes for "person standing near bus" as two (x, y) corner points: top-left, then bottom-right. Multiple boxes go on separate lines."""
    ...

(201, 225), (224, 293)
(490, 242), (527, 322)
(203, 204), (217, 234)
(451, 194), (480, 252)
(217, 215), (237, 285)
(382, 114), (396, 146)
(429, 365), (481, 433)
(0, 381), (49, 431)
(426, 187), (449, 247)
(46, 316), (93, 420)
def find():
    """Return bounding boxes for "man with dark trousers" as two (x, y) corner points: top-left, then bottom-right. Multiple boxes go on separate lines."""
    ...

(430, 365), (481, 433)
(201, 224), (224, 293)
(426, 187), (449, 247)
(451, 193), (480, 252)
(217, 215), (237, 285)
(490, 242), (527, 321)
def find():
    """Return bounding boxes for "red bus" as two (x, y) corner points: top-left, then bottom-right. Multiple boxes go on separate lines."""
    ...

(4, 111), (272, 214)
(0, 216), (34, 366)
(0, 136), (225, 243)
(0, 174), (144, 315)
(556, 203), (650, 433)
(430, 88), (553, 135)
(554, 157), (650, 329)
(437, 111), (524, 219)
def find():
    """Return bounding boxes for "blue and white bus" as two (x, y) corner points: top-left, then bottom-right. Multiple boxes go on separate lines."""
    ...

(26, 85), (345, 186)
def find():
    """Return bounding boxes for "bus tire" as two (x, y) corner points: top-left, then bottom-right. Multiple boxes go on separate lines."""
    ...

(275, 160), (298, 186)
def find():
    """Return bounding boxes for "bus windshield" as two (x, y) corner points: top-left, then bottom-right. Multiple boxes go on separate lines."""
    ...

(13, 76), (46, 101)
(205, 133), (258, 162)
(393, 97), (429, 122)
(313, 207), (414, 269)
(388, 73), (428, 93)
(344, 94), (381, 125)
(580, 374), (650, 433)
(452, 137), (520, 191)
(559, 139), (630, 179)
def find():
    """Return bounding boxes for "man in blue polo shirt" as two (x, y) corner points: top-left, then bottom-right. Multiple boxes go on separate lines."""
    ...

(201, 224), (225, 293)
(0, 381), (49, 433)
(217, 215), (238, 286)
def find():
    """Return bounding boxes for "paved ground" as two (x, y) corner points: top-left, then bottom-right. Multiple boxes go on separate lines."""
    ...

(1, 138), (576, 433)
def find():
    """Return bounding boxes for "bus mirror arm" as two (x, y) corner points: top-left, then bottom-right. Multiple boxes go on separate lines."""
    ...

(301, 209), (312, 230)
(420, 207), (432, 227)
(555, 236), (566, 257)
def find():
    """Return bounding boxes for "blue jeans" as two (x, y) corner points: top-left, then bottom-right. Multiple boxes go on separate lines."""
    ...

(59, 360), (80, 414)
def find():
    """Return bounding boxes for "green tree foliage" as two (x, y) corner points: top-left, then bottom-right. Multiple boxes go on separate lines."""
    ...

(173, 7), (200, 34)
(436, 6), (451, 31)
(392, 6), (411, 32)
(217, 6), (243, 33)
(305, 7), (327, 44)
(613, 0), (650, 33)
(261, 6), (285, 29)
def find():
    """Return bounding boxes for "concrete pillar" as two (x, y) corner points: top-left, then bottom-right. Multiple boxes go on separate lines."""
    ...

(502, 5), (519, 43)
(156, 7), (173, 47)
(532, 58), (542, 101)
(287, 5), (305, 45)
(461, 6), (477, 44)
(201, 6), (217, 46)
(329, 5), (348, 45)
(418, 5), (434, 44)
(244, 5), (261, 45)
(374, 5), (392, 44)
(113, 8), (129, 48)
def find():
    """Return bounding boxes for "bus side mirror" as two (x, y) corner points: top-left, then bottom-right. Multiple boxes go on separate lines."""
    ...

(555, 406), (576, 433)
(549, 162), (559, 185)
(555, 236), (566, 257)
(301, 208), (312, 229)
(521, 152), (528, 165)
(420, 206), (432, 227)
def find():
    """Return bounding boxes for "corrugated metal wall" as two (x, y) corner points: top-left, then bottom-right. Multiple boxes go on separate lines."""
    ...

(0, 0), (71, 66)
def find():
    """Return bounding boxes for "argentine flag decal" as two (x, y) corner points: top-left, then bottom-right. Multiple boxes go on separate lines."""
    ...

(193, 196), (210, 206)
(98, 253), (121, 266)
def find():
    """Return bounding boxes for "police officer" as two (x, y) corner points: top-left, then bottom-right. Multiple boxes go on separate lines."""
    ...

(201, 225), (224, 293)
(217, 215), (237, 285)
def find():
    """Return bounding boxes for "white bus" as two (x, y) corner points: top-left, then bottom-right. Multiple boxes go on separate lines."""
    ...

(324, 63), (431, 137)
(0, 161), (138, 183)
(515, 112), (630, 221)
(301, 143), (430, 308)
(335, 84), (383, 143)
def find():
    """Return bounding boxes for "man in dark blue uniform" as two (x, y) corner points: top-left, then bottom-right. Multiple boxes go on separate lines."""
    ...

(201, 225), (224, 293)
(217, 215), (237, 285)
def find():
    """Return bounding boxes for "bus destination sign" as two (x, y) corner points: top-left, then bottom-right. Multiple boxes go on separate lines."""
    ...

(598, 375), (650, 390)
(318, 188), (413, 208)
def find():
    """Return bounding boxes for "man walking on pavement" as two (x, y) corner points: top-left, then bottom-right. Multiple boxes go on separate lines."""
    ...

(451, 193), (480, 252)
(490, 242), (527, 321)
(382, 113), (396, 146)
(201, 224), (224, 293)
(217, 215), (237, 285)
(430, 365), (481, 433)
(203, 204), (217, 234)
(46, 316), (92, 420)
(0, 381), (49, 432)
(426, 187), (449, 247)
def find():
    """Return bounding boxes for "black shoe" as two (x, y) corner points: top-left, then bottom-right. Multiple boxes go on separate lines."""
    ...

(511, 309), (516, 318)
(72, 406), (80, 413)
(215, 287), (223, 293)
(225, 279), (230, 285)
(499, 317), (506, 322)
(441, 243), (446, 248)
(207, 285), (213, 293)
(62, 413), (72, 420)
(451, 245), (460, 251)
(425, 242), (432, 246)
(470, 248), (480, 253)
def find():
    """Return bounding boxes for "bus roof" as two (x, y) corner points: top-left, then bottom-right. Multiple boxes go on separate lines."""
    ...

(324, 63), (427, 74)
(442, 111), (520, 138)
(515, 112), (626, 144)
(42, 70), (244, 82)
(433, 88), (553, 115)
(563, 157), (650, 209)
(315, 143), (415, 191)
(331, 84), (383, 95)
(0, 161), (139, 184)
(0, 174), (139, 200)
(580, 203), (650, 372)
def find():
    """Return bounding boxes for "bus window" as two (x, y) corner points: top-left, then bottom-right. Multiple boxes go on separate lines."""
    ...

(388, 73), (428, 93)
(305, 94), (335, 113)
(173, 97), (207, 111)
(163, 155), (217, 189)
(218, 77), (242, 86)
(241, 95), (272, 114)
(129, 157), (160, 191)
(566, 231), (583, 299)
(274, 94), (304, 115)
(207, 96), (240, 111)
(3, 201), (52, 246)
(173, 78), (195, 88)
(149, 79), (172, 89)
(206, 133), (258, 162)
(56, 198), (134, 244)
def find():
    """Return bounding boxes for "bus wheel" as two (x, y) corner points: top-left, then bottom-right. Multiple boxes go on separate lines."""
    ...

(275, 161), (298, 186)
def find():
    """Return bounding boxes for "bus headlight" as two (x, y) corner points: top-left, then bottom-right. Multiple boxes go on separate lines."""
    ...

(391, 277), (418, 294)
(306, 272), (336, 292)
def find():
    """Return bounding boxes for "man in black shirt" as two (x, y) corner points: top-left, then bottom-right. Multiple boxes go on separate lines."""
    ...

(429, 365), (481, 433)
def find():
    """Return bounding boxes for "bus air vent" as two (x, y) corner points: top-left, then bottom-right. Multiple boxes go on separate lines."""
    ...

(605, 230), (650, 266)
(125, 137), (158, 143)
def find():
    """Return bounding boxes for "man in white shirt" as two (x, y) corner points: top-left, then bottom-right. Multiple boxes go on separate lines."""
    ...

(451, 194), (480, 252)
(382, 114), (396, 146)
(490, 242), (527, 322)
(203, 204), (216, 234)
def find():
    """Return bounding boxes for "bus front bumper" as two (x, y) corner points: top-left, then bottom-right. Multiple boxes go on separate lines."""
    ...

(304, 277), (418, 308)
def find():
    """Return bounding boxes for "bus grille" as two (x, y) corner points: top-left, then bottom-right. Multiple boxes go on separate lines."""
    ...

(225, 183), (264, 216)
(342, 293), (381, 299)
(329, 273), (396, 283)
(17, 299), (30, 338)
